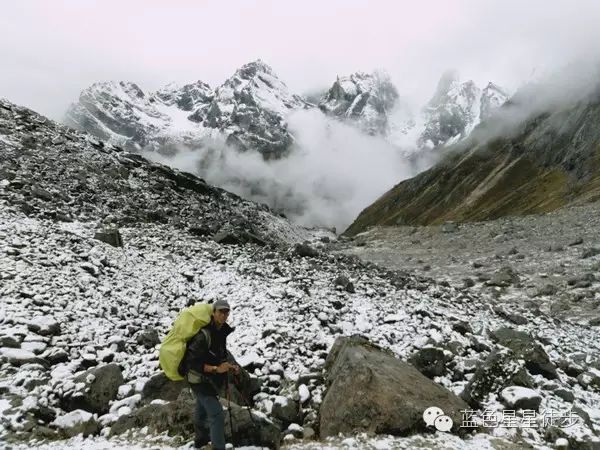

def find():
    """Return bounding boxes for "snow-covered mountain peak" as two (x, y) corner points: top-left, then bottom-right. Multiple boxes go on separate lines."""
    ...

(319, 70), (400, 136)
(152, 80), (214, 111)
(417, 72), (508, 149)
(480, 82), (510, 120)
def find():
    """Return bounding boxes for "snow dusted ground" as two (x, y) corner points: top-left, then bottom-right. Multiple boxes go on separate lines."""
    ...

(1, 199), (598, 449)
(0, 97), (598, 449)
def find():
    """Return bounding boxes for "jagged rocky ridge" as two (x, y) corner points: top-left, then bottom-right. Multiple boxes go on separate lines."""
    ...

(318, 71), (399, 136)
(318, 70), (508, 151)
(417, 71), (509, 149)
(2, 98), (307, 245)
(344, 82), (600, 235)
(66, 63), (508, 161)
(1, 99), (599, 449)
(65, 60), (310, 159)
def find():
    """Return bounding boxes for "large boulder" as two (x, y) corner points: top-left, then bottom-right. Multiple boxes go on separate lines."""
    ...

(460, 348), (533, 407)
(111, 389), (281, 449)
(61, 363), (124, 414)
(319, 336), (469, 437)
(489, 327), (558, 379)
(142, 373), (187, 402)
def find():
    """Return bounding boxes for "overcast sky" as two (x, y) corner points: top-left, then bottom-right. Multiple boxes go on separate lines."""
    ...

(2, 0), (600, 120)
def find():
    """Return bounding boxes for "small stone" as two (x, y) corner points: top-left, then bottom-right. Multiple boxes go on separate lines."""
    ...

(94, 228), (123, 247)
(501, 386), (542, 411)
(294, 242), (319, 258)
(554, 388), (575, 403)
(568, 237), (583, 246)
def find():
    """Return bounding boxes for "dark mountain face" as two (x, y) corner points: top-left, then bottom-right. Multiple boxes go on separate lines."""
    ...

(0, 98), (310, 245)
(318, 71), (400, 136)
(64, 61), (310, 159)
(343, 90), (600, 236)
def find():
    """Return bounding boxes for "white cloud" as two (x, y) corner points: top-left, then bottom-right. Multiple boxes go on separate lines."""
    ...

(144, 110), (414, 232)
(2, 0), (600, 119)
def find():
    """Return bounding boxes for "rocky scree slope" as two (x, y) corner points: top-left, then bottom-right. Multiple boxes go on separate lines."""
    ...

(335, 202), (600, 327)
(1, 97), (309, 246)
(1, 100), (599, 448)
(344, 84), (600, 235)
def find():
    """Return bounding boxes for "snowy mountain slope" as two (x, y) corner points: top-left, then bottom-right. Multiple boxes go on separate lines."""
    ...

(65, 61), (310, 159)
(318, 71), (399, 136)
(416, 71), (509, 150)
(1, 99), (599, 449)
(2, 98), (310, 246)
(67, 64), (507, 167)
(188, 60), (311, 158)
(344, 80), (600, 234)
(319, 70), (509, 152)
(64, 80), (216, 155)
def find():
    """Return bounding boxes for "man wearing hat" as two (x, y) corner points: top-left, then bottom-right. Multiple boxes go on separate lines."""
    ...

(181, 299), (240, 450)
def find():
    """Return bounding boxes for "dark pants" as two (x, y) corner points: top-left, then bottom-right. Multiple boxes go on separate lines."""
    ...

(192, 388), (225, 450)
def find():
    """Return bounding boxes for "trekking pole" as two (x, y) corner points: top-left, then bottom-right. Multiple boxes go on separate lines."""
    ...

(226, 371), (235, 448)
(233, 373), (258, 429)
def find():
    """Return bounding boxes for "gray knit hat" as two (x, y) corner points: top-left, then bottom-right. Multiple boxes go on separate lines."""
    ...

(213, 299), (231, 311)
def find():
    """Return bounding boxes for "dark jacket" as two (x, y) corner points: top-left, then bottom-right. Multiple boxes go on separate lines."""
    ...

(180, 319), (235, 396)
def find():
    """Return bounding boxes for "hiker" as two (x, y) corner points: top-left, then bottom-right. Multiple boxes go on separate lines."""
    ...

(180, 299), (240, 450)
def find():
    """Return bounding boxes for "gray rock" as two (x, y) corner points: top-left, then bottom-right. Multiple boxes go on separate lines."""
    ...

(111, 389), (280, 449)
(333, 274), (355, 293)
(142, 372), (187, 402)
(272, 396), (301, 425)
(489, 327), (558, 379)
(536, 284), (558, 296)
(320, 336), (469, 437)
(27, 318), (61, 336)
(62, 363), (124, 414)
(0, 336), (21, 348)
(136, 328), (160, 349)
(442, 222), (458, 233)
(581, 247), (600, 259)
(408, 347), (448, 379)
(500, 386), (542, 411)
(568, 237), (584, 246)
(576, 371), (600, 391)
(94, 228), (123, 247)
(460, 348), (534, 407)
(294, 243), (319, 258)
(487, 266), (519, 287)
(554, 388), (575, 403)
(493, 306), (528, 325)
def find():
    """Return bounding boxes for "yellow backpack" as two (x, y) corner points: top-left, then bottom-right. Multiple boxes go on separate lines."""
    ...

(159, 303), (213, 381)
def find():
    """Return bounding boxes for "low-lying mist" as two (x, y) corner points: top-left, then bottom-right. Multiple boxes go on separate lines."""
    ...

(144, 109), (419, 233)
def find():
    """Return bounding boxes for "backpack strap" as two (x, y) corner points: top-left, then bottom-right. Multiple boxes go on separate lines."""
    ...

(201, 327), (211, 350)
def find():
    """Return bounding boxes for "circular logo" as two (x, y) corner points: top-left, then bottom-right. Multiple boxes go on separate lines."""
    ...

(434, 414), (453, 432)
(423, 406), (444, 427)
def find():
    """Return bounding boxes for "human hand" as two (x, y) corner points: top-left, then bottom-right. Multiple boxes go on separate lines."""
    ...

(216, 362), (236, 374)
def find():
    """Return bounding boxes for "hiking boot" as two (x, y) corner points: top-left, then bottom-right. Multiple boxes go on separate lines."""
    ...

(193, 436), (209, 449)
